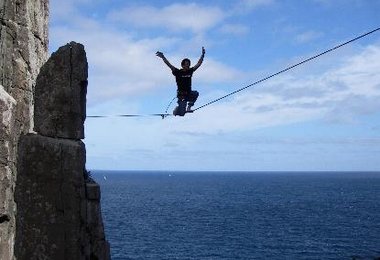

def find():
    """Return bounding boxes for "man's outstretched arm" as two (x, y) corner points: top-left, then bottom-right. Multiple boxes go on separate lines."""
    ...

(192, 47), (205, 71)
(156, 51), (177, 71)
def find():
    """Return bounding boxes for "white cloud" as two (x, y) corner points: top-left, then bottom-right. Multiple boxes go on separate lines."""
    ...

(295, 30), (324, 44)
(50, 26), (176, 101)
(240, 0), (276, 9)
(233, 0), (276, 13)
(196, 59), (244, 84)
(108, 3), (226, 33)
(219, 24), (250, 36)
(312, 0), (363, 8)
(50, 0), (100, 28)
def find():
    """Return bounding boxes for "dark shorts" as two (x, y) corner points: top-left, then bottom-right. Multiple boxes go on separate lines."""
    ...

(177, 90), (199, 106)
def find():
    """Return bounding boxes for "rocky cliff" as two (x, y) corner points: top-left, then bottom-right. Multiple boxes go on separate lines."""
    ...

(1, 1), (109, 259)
(1, 0), (49, 258)
(16, 42), (110, 260)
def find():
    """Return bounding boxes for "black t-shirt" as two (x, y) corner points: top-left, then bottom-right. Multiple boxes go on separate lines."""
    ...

(172, 68), (194, 93)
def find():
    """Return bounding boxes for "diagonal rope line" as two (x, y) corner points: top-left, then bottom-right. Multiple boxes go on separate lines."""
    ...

(193, 27), (380, 112)
(164, 96), (177, 114)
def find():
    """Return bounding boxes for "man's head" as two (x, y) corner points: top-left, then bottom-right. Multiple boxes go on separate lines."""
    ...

(181, 58), (191, 70)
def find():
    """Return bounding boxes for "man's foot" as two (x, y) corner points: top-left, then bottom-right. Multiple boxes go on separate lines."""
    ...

(173, 106), (179, 116)
(174, 102), (186, 116)
(186, 104), (193, 112)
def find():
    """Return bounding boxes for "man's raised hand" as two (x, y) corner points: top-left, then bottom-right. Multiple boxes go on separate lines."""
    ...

(156, 51), (164, 58)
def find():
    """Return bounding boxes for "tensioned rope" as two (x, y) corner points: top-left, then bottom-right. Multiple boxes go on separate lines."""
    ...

(87, 27), (380, 119)
(87, 96), (176, 118)
(87, 113), (171, 119)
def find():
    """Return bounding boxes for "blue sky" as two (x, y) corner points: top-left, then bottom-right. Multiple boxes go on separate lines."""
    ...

(49, 0), (380, 171)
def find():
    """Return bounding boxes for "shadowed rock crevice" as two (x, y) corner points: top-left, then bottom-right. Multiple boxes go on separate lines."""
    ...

(0, 214), (10, 223)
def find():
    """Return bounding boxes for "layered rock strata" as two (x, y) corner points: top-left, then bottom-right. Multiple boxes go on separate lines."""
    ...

(0, 0), (49, 258)
(34, 41), (87, 139)
(1, 2), (109, 258)
(15, 42), (110, 260)
(0, 85), (17, 260)
(0, 0), (49, 133)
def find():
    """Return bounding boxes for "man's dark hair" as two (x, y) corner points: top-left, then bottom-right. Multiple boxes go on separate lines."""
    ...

(181, 58), (191, 66)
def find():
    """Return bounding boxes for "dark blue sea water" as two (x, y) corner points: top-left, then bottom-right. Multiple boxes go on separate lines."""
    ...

(92, 171), (380, 260)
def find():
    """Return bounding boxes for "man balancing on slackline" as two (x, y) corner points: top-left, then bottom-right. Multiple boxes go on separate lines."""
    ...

(156, 47), (205, 116)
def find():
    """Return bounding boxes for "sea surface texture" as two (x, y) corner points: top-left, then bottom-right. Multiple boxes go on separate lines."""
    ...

(93, 171), (380, 260)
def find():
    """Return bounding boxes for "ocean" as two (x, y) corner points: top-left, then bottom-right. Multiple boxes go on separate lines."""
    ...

(92, 171), (380, 260)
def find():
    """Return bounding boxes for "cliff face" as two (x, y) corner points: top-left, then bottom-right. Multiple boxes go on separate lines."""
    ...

(1, 0), (49, 258)
(1, 1), (109, 259)
(16, 42), (109, 259)
(0, 0), (49, 132)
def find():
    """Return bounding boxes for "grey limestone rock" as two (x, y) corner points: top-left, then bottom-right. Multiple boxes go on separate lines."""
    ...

(0, 0), (49, 134)
(34, 42), (88, 139)
(15, 133), (110, 260)
(15, 41), (110, 259)
(1, 0), (49, 257)
(15, 134), (86, 260)
(0, 85), (17, 260)
(86, 182), (111, 259)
